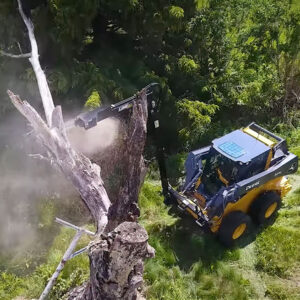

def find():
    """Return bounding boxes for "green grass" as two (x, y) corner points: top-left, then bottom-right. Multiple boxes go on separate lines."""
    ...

(255, 183), (300, 277)
(140, 182), (255, 300)
(139, 177), (300, 300)
(0, 175), (299, 299)
(0, 226), (91, 300)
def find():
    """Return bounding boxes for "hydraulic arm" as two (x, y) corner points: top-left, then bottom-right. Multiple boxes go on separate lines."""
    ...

(67, 83), (169, 197)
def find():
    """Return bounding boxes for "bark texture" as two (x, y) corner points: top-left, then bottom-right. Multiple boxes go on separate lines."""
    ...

(8, 90), (154, 300)
(65, 91), (154, 300)
(7, 91), (110, 233)
(106, 92), (149, 231)
(68, 222), (155, 300)
(6, 2), (154, 299)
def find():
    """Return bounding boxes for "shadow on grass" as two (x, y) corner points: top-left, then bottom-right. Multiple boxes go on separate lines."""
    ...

(164, 205), (279, 271)
(162, 206), (226, 270)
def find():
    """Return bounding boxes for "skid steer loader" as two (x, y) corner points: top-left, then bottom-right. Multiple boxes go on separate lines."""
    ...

(168, 123), (298, 245)
(68, 84), (298, 246)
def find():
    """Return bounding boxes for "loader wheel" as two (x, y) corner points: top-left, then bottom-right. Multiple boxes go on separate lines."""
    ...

(218, 211), (252, 247)
(250, 191), (281, 225)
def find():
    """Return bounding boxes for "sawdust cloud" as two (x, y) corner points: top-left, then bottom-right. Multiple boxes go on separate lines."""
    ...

(0, 110), (119, 256)
(0, 112), (64, 252)
(67, 117), (120, 156)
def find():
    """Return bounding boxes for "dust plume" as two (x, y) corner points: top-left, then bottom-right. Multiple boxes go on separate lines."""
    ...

(0, 108), (119, 264)
(0, 112), (69, 253)
(67, 117), (120, 156)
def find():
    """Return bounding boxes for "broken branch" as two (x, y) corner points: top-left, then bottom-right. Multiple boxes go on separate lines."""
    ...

(55, 217), (95, 236)
(0, 50), (31, 58)
(17, 0), (55, 126)
(7, 90), (111, 233)
(39, 230), (84, 300)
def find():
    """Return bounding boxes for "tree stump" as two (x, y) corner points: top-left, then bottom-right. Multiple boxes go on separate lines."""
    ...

(67, 222), (155, 300)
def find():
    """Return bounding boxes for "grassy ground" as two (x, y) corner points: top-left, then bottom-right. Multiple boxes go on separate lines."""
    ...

(0, 195), (92, 300)
(0, 227), (92, 300)
(140, 175), (300, 300)
(0, 170), (299, 300)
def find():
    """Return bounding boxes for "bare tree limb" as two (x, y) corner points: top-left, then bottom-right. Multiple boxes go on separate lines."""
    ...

(69, 246), (88, 259)
(55, 217), (95, 236)
(7, 90), (111, 234)
(17, 41), (23, 54)
(0, 50), (31, 58)
(39, 230), (84, 300)
(38, 218), (96, 299)
(8, 0), (111, 235)
(17, 0), (55, 126)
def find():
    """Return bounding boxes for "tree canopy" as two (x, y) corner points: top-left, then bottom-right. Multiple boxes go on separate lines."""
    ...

(0, 0), (299, 150)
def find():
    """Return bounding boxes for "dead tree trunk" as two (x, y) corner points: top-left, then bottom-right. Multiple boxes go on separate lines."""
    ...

(64, 92), (154, 299)
(4, 1), (154, 299)
(7, 91), (110, 233)
(68, 222), (154, 300)
(8, 90), (154, 299)
(106, 94), (149, 231)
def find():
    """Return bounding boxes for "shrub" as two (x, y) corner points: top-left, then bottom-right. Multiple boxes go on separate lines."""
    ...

(84, 90), (101, 110)
(169, 6), (184, 19)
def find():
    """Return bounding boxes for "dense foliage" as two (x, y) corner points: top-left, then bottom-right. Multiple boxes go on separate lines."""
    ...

(0, 0), (299, 299)
(0, 0), (299, 151)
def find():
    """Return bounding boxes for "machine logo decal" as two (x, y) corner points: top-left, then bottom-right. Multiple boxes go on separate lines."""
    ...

(246, 181), (260, 191)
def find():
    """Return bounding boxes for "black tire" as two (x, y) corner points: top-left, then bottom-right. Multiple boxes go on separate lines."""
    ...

(250, 191), (281, 225)
(218, 211), (252, 247)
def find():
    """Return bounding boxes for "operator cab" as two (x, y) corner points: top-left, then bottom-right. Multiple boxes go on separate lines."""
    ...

(186, 130), (272, 197)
